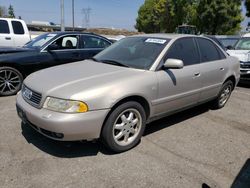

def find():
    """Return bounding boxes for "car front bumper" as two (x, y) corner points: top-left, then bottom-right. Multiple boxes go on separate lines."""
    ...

(16, 92), (110, 141)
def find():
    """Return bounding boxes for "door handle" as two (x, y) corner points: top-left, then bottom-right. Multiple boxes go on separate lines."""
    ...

(193, 72), (201, 77)
(5, 37), (11, 40)
(220, 67), (224, 71)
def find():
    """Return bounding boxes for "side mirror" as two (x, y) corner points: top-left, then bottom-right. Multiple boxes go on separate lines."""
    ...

(47, 43), (60, 51)
(163, 58), (184, 69)
(226, 45), (234, 50)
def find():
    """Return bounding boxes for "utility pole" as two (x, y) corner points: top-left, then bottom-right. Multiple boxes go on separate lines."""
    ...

(72, 0), (75, 31)
(60, 0), (65, 31)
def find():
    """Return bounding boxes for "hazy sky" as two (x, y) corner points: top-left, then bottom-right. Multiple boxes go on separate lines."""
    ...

(0, 0), (249, 31)
(0, 0), (144, 30)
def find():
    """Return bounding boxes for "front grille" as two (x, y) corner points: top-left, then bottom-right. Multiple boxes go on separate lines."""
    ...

(240, 63), (250, 69)
(22, 85), (42, 107)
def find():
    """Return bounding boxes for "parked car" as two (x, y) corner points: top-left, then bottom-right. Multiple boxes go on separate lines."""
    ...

(0, 32), (112, 96)
(0, 18), (31, 47)
(216, 35), (240, 49)
(16, 34), (240, 152)
(227, 36), (250, 81)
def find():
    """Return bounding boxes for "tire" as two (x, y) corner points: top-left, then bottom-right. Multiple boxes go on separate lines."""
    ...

(0, 67), (23, 96)
(211, 80), (233, 109)
(101, 101), (146, 153)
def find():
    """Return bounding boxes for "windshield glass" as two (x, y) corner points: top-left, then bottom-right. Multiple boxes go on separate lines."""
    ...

(24, 33), (57, 49)
(94, 37), (169, 70)
(234, 38), (250, 50)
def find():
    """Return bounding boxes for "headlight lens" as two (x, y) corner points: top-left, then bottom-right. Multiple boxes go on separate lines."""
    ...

(44, 97), (88, 113)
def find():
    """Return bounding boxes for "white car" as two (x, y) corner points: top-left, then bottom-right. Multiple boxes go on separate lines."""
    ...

(0, 18), (30, 47)
(227, 35), (250, 81)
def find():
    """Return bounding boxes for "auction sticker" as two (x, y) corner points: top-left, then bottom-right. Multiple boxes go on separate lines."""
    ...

(145, 38), (166, 44)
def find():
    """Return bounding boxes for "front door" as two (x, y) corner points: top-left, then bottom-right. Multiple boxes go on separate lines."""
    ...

(153, 37), (202, 115)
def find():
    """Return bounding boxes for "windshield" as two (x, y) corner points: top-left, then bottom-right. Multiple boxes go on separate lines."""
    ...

(24, 33), (57, 49)
(94, 37), (169, 70)
(234, 38), (250, 50)
(219, 38), (239, 48)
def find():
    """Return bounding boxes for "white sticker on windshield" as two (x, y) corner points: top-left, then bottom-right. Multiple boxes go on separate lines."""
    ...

(145, 38), (166, 44)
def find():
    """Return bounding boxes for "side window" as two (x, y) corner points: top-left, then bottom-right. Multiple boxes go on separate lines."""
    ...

(51, 35), (79, 50)
(82, 36), (111, 49)
(197, 38), (222, 62)
(0, 20), (10, 34)
(11, 21), (25, 34)
(165, 38), (199, 66)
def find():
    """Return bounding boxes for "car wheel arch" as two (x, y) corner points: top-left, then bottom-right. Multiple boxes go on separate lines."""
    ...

(0, 63), (26, 78)
(223, 75), (236, 90)
(100, 95), (151, 136)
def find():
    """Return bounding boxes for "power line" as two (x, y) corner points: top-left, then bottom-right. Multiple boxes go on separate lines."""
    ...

(82, 7), (91, 28)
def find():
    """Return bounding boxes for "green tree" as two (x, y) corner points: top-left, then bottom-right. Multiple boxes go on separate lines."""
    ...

(135, 0), (242, 35)
(136, 0), (198, 33)
(8, 4), (15, 18)
(196, 0), (242, 35)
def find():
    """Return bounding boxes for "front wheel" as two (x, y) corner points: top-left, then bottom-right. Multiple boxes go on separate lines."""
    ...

(0, 67), (23, 96)
(101, 101), (146, 153)
(211, 80), (233, 109)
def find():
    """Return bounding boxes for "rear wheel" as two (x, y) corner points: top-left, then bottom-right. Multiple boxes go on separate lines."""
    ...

(101, 101), (146, 153)
(0, 67), (23, 96)
(211, 80), (233, 109)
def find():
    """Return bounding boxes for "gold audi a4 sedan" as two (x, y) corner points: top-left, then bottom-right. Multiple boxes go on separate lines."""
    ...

(16, 34), (240, 152)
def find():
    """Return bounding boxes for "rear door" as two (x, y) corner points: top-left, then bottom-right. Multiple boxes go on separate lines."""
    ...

(0, 19), (14, 47)
(11, 20), (30, 47)
(195, 37), (228, 101)
(79, 35), (111, 59)
(154, 37), (202, 115)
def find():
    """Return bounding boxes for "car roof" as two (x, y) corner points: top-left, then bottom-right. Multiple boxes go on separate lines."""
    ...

(131, 33), (196, 40)
(47, 31), (107, 38)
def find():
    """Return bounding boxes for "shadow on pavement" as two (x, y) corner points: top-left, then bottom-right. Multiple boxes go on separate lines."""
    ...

(21, 103), (210, 158)
(21, 123), (112, 157)
(237, 82), (250, 88)
(144, 103), (209, 136)
(231, 158), (250, 188)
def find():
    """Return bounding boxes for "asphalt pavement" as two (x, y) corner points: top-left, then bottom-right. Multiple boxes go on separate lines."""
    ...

(0, 83), (250, 188)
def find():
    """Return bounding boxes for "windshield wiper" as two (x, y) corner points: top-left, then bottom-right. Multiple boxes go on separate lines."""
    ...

(99, 59), (130, 68)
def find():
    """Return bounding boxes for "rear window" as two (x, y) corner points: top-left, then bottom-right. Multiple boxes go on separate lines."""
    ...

(11, 21), (25, 34)
(0, 20), (10, 34)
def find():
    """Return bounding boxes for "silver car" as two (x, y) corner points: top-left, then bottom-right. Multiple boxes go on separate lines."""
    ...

(16, 34), (240, 152)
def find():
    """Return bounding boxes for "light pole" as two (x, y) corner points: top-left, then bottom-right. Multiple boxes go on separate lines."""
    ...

(60, 0), (65, 31)
(72, 0), (75, 31)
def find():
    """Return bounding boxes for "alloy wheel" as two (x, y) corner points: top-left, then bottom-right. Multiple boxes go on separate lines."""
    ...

(113, 108), (142, 146)
(0, 69), (22, 95)
(218, 84), (232, 106)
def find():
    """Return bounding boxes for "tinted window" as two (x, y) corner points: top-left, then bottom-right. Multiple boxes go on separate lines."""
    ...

(11, 21), (24, 34)
(0, 20), (10, 34)
(82, 36), (110, 49)
(197, 38), (221, 62)
(165, 38), (199, 66)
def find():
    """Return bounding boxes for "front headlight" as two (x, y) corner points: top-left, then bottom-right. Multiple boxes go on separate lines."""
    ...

(43, 97), (88, 113)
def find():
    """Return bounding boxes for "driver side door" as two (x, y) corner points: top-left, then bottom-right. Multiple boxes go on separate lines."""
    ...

(37, 34), (81, 70)
(153, 37), (203, 116)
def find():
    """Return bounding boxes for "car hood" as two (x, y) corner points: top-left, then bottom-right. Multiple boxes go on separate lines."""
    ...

(227, 50), (250, 62)
(0, 46), (36, 54)
(24, 60), (145, 100)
